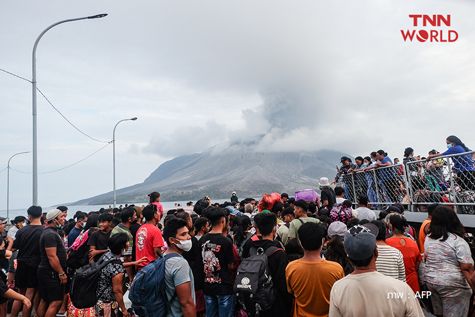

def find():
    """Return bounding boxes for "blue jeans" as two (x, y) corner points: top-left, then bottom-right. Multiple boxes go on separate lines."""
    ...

(205, 295), (234, 317)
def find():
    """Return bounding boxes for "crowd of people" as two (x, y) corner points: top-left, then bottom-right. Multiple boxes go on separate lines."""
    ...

(334, 135), (475, 210)
(0, 185), (474, 317)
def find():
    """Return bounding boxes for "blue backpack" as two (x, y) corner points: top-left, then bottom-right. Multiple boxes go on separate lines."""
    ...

(128, 253), (180, 317)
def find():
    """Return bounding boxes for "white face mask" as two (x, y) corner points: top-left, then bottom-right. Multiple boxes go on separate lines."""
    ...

(176, 239), (192, 252)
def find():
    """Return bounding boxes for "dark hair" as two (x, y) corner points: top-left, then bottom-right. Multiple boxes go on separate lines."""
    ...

(281, 207), (295, 218)
(294, 200), (308, 212)
(346, 218), (360, 229)
(281, 193), (289, 199)
(364, 156), (371, 162)
(429, 206), (464, 241)
(163, 217), (188, 245)
(334, 186), (344, 196)
(57, 206), (68, 212)
(120, 207), (135, 223)
(297, 222), (324, 251)
(358, 196), (369, 206)
(308, 202), (317, 214)
(427, 204), (438, 216)
(174, 210), (191, 223)
(84, 213), (99, 231)
(388, 214), (407, 233)
(404, 147), (414, 158)
(194, 217), (209, 233)
(377, 150), (385, 156)
(108, 232), (129, 255)
(324, 236), (353, 275)
(370, 152), (377, 158)
(74, 211), (87, 221)
(27, 205), (42, 218)
(254, 212), (277, 236)
(447, 135), (470, 151)
(359, 219), (369, 225)
(232, 216), (252, 247)
(271, 202), (284, 215)
(355, 156), (364, 162)
(371, 220), (387, 241)
(148, 192), (160, 204)
(98, 213), (113, 223)
(202, 206), (227, 227)
(142, 204), (157, 221)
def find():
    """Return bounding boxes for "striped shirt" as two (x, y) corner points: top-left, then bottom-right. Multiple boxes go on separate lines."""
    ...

(376, 244), (406, 282)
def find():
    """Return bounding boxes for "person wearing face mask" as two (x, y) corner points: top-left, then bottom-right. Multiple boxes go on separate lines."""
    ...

(37, 209), (68, 317)
(428, 135), (475, 191)
(162, 217), (196, 317)
(244, 212), (292, 317)
(67, 212), (87, 248)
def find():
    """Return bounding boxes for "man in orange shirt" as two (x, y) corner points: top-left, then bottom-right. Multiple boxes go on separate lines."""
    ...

(286, 222), (344, 317)
(418, 204), (437, 253)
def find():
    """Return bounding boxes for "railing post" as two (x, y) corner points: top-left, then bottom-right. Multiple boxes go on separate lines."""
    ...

(447, 158), (458, 213)
(373, 169), (381, 207)
(351, 173), (357, 205)
(403, 163), (414, 212)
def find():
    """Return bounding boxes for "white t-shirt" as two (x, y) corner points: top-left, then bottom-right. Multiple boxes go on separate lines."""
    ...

(329, 271), (424, 317)
(354, 207), (376, 221)
(336, 197), (346, 204)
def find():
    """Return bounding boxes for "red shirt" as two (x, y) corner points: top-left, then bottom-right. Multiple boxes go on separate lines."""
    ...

(386, 236), (422, 293)
(135, 223), (164, 268)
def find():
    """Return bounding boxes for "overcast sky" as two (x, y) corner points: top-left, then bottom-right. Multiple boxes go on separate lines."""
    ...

(1, 0), (474, 210)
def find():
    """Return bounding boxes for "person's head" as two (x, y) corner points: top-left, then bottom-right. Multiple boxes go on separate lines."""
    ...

(334, 186), (344, 197)
(163, 217), (192, 253)
(318, 177), (331, 189)
(74, 212), (87, 228)
(327, 221), (347, 240)
(98, 213), (113, 231)
(340, 156), (351, 166)
(387, 213), (407, 234)
(446, 135), (470, 151)
(363, 156), (372, 165)
(357, 195), (369, 207)
(174, 210), (193, 230)
(298, 222), (325, 251)
(108, 232), (129, 255)
(12, 216), (27, 229)
(120, 207), (136, 225)
(281, 207), (295, 223)
(404, 147), (414, 158)
(148, 191), (161, 203)
(84, 213), (99, 231)
(355, 156), (364, 166)
(293, 200), (308, 218)
(202, 206), (227, 231)
(394, 158), (400, 164)
(194, 217), (210, 236)
(430, 206), (465, 241)
(244, 203), (254, 214)
(254, 212), (277, 239)
(370, 152), (377, 161)
(371, 220), (387, 241)
(272, 202), (284, 215)
(281, 193), (289, 203)
(427, 203), (438, 218)
(0, 218), (7, 232)
(46, 209), (67, 228)
(142, 204), (159, 223)
(344, 225), (378, 268)
(27, 205), (43, 221)
(376, 150), (386, 160)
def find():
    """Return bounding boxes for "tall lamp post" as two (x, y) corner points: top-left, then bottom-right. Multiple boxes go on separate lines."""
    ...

(113, 117), (137, 208)
(7, 151), (29, 220)
(32, 13), (108, 206)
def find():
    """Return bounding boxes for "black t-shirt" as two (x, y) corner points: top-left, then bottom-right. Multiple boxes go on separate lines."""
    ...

(321, 188), (337, 210)
(88, 230), (111, 261)
(13, 225), (44, 267)
(199, 233), (234, 295)
(183, 236), (204, 290)
(39, 227), (67, 271)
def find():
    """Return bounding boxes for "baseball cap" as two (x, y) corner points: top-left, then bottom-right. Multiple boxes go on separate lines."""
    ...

(0, 217), (7, 225)
(362, 223), (379, 237)
(327, 221), (347, 239)
(344, 225), (377, 261)
(46, 209), (63, 222)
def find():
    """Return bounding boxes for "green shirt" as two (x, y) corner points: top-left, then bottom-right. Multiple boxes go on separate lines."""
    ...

(110, 223), (133, 256)
(288, 217), (320, 240)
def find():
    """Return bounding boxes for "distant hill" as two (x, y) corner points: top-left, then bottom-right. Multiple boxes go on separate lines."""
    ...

(73, 149), (345, 205)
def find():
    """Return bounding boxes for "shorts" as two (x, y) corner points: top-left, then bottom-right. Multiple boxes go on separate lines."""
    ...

(15, 262), (38, 289)
(37, 267), (65, 303)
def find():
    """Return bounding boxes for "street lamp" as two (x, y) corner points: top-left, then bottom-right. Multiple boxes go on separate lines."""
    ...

(7, 151), (29, 220)
(32, 13), (108, 205)
(113, 117), (137, 208)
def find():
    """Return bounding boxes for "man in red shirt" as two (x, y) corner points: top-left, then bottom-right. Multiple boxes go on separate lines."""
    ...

(135, 204), (164, 269)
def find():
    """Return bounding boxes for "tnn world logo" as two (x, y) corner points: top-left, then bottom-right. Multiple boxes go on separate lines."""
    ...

(401, 14), (458, 43)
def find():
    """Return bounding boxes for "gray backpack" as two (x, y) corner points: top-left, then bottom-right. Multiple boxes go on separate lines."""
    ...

(234, 246), (282, 316)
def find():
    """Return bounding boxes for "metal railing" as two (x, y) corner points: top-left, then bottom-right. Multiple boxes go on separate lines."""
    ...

(336, 151), (475, 214)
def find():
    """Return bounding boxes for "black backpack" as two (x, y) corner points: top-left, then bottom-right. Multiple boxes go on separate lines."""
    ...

(70, 255), (121, 309)
(234, 246), (282, 316)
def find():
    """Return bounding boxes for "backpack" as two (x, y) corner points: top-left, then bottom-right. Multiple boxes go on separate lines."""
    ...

(234, 246), (282, 316)
(330, 204), (352, 224)
(67, 228), (95, 270)
(128, 253), (180, 317)
(70, 255), (121, 309)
